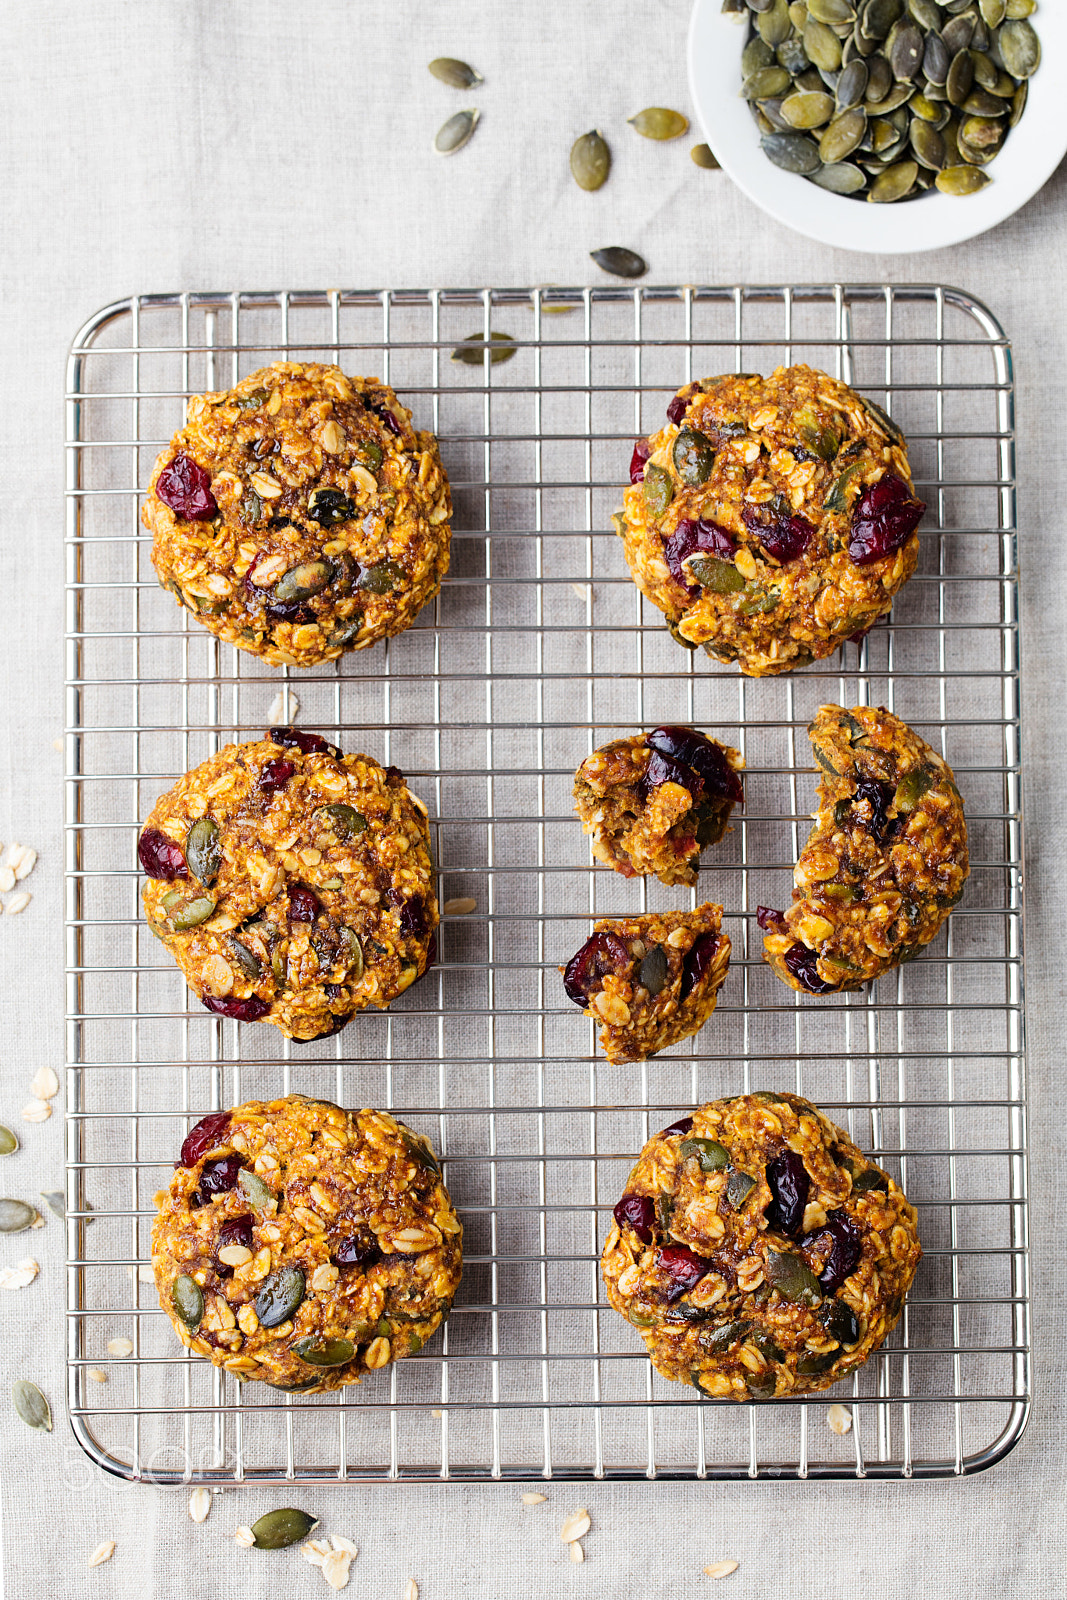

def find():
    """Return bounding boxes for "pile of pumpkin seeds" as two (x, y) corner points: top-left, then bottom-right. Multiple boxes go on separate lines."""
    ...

(723, 0), (1041, 201)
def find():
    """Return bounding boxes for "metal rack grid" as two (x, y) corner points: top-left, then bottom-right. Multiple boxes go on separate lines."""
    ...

(64, 283), (1028, 1483)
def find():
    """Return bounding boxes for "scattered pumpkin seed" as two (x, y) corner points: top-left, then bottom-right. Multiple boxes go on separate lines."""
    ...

(292, 1337), (356, 1367)
(228, 937), (261, 980)
(433, 109), (479, 156)
(642, 463), (674, 517)
(680, 1137), (730, 1173)
(256, 1266), (306, 1328)
(673, 428), (716, 486)
(13, 1379), (52, 1432)
(0, 1125), (18, 1156)
(638, 945), (669, 996)
(999, 17), (1040, 75)
(0, 1200), (40, 1232)
(237, 1168), (273, 1207)
(628, 106), (690, 139)
(170, 895), (216, 931)
(590, 246), (647, 279)
(250, 1508), (320, 1550)
(357, 559), (405, 594)
(690, 141), (721, 168)
(185, 817), (221, 886)
(172, 1273), (204, 1330)
(765, 1249), (823, 1304)
(569, 128), (611, 190)
(427, 57), (482, 89)
(314, 803), (367, 840)
(41, 1190), (64, 1219)
(274, 560), (332, 603)
(451, 331), (518, 365)
(688, 555), (747, 592)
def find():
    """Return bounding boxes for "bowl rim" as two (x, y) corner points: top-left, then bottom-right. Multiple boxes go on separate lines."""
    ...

(687, 0), (1064, 255)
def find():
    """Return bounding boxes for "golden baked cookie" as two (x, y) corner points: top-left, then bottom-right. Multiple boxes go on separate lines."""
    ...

(143, 362), (451, 667)
(153, 1096), (462, 1392)
(138, 728), (437, 1041)
(561, 903), (729, 1063)
(573, 725), (743, 887)
(602, 1092), (920, 1400)
(760, 704), (968, 994)
(616, 364), (925, 676)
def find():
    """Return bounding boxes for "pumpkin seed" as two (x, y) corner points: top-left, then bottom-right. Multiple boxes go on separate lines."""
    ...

(726, 1168), (758, 1207)
(757, 0), (793, 44)
(808, 0), (855, 21)
(1005, 0), (1035, 14)
(781, 88), (836, 125)
(293, 1337), (356, 1367)
(836, 57), (869, 105)
(962, 86), (1006, 115)
(761, 130), (823, 172)
(907, 0), (942, 26)
(861, 0), (903, 39)
(690, 142), (721, 168)
(742, 65), (793, 98)
(819, 106), (867, 160)
(921, 29), (950, 80)
(12, 1379), (52, 1432)
(428, 57), (482, 89)
(433, 109), (479, 155)
(172, 1273), (204, 1330)
(0, 1200), (39, 1232)
(861, 394), (905, 443)
(961, 113), (1003, 149)
(941, 12), (975, 52)
(680, 1137), (730, 1173)
(744, 34), (777, 74)
(688, 555), (746, 592)
(185, 817), (221, 886)
(590, 246), (647, 279)
(329, 615), (363, 647)
(228, 938), (261, 980)
(357, 559), (405, 593)
(628, 107), (689, 139)
(911, 117), (946, 166)
(869, 155), (919, 198)
(339, 926), (364, 981)
(642, 463), (674, 517)
(314, 803), (367, 840)
(865, 52), (894, 98)
(804, 18), (844, 69)
(778, 33), (812, 73)
(851, 1167), (890, 1192)
(999, 17), (1039, 76)
(1009, 79), (1027, 126)
(250, 1509), (320, 1550)
(273, 560), (332, 603)
(638, 945), (669, 996)
(255, 1266), (306, 1328)
(812, 159), (868, 191)
(765, 1249), (823, 1304)
(946, 47), (974, 103)
(41, 1190), (64, 1219)
(171, 895), (216, 931)
(887, 20), (924, 77)
(451, 331), (517, 366)
(673, 428), (716, 486)
(237, 1168), (273, 1207)
(0, 1126), (18, 1156)
(569, 129), (611, 191)
(893, 765), (935, 811)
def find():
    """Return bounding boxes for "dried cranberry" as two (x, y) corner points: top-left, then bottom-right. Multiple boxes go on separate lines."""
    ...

(333, 1234), (381, 1269)
(324, 982), (344, 1000)
(804, 1210), (862, 1292)
(660, 1116), (694, 1137)
(155, 453), (218, 521)
(666, 395), (688, 425)
(741, 501), (813, 564)
(637, 747), (700, 805)
(367, 399), (401, 435)
(265, 600), (315, 625)
(289, 885), (320, 923)
(394, 894), (428, 938)
(562, 930), (633, 1005)
(629, 439), (651, 484)
(765, 1151), (810, 1238)
(384, 764), (405, 786)
(613, 1193), (655, 1244)
(847, 474), (925, 566)
(680, 932), (722, 1001)
(198, 1154), (243, 1201)
(138, 826), (188, 881)
(657, 1244), (712, 1304)
(783, 944), (835, 994)
(179, 1110), (232, 1168)
(756, 905), (787, 933)
(646, 726), (744, 804)
(202, 994), (270, 1022)
(848, 621), (875, 646)
(215, 1214), (254, 1254)
(266, 726), (338, 757)
(258, 758), (295, 795)
(853, 776), (896, 844)
(663, 517), (736, 590)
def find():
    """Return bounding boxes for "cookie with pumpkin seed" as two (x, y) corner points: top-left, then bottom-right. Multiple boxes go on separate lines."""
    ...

(601, 1091), (920, 1401)
(143, 361), (451, 668)
(561, 902), (729, 1063)
(138, 728), (437, 1041)
(616, 364), (925, 676)
(760, 704), (968, 995)
(152, 1096), (462, 1392)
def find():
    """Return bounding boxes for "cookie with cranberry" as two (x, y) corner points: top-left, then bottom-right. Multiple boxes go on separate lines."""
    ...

(138, 728), (437, 1041)
(152, 1096), (462, 1392)
(602, 1091), (920, 1400)
(574, 725), (743, 887)
(561, 903), (729, 1063)
(616, 365), (924, 676)
(760, 704), (968, 995)
(143, 362), (451, 667)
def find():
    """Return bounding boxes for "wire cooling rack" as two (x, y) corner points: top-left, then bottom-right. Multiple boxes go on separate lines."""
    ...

(64, 284), (1028, 1483)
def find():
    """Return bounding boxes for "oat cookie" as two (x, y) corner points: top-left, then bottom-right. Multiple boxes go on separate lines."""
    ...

(561, 903), (729, 1063)
(139, 728), (437, 1041)
(602, 1092), (920, 1400)
(574, 726), (743, 887)
(760, 704), (968, 994)
(153, 1096), (462, 1392)
(143, 362), (452, 667)
(617, 365), (925, 676)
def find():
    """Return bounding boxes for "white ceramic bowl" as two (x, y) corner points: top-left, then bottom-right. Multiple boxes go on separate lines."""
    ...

(687, 0), (1065, 253)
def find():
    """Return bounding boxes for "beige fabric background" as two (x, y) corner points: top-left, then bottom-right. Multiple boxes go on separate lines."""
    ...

(1, 1), (1063, 1594)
